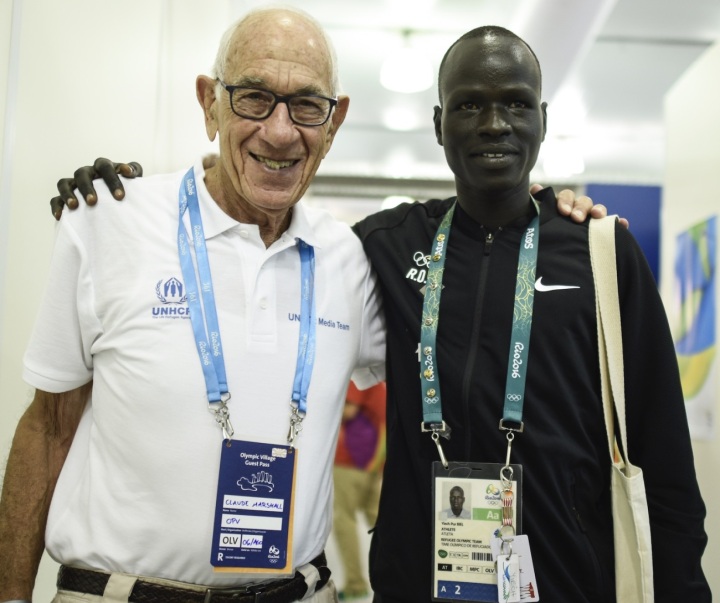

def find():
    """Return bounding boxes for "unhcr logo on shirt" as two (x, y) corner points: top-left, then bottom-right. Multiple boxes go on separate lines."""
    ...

(152, 277), (190, 319)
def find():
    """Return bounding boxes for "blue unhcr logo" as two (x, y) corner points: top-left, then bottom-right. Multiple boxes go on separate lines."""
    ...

(153, 277), (190, 318)
(156, 277), (187, 304)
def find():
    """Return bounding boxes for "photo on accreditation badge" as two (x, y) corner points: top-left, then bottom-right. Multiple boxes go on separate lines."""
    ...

(438, 482), (473, 521)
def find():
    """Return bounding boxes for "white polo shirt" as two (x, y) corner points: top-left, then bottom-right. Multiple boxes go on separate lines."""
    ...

(23, 158), (385, 586)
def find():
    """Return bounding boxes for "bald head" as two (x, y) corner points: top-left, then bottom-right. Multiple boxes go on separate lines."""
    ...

(213, 8), (339, 97)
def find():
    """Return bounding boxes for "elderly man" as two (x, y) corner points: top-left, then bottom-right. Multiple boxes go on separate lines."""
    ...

(354, 25), (709, 602)
(0, 8), (384, 603)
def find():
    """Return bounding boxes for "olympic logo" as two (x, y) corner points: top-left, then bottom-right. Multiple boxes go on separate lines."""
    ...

(506, 394), (522, 402)
(424, 397), (440, 404)
(413, 251), (430, 267)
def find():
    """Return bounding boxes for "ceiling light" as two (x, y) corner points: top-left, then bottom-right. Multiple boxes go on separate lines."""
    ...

(387, 0), (437, 12)
(380, 33), (434, 94)
(382, 105), (423, 131)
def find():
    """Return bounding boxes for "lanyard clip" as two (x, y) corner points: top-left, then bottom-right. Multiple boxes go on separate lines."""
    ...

(498, 418), (524, 433)
(421, 420), (451, 439)
(503, 431), (515, 467)
(209, 393), (234, 440)
(287, 405), (305, 447)
(421, 421), (451, 468)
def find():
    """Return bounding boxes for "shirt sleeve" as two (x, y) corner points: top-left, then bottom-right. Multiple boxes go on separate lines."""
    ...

(350, 260), (386, 389)
(23, 219), (101, 393)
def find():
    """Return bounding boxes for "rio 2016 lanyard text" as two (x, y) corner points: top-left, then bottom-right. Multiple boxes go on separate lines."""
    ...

(177, 167), (317, 444)
(419, 198), (540, 477)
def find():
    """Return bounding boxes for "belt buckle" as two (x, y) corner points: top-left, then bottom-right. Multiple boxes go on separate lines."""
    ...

(203, 583), (269, 603)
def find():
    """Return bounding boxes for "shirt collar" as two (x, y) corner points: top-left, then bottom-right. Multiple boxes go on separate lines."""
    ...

(190, 157), (322, 249)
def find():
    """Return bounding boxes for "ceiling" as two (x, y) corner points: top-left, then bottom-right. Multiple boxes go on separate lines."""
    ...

(232, 0), (720, 197)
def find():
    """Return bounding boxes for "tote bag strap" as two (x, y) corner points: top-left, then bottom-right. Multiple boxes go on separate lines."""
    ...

(589, 216), (630, 465)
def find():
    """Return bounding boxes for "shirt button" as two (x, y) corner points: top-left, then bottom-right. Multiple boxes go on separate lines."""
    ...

(240, 230), (250, 239)
(259, 299), (268, 309)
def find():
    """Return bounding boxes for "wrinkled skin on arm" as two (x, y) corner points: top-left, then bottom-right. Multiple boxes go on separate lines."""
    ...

(50, 156), (625, 226)
(0, 382), (92, 599)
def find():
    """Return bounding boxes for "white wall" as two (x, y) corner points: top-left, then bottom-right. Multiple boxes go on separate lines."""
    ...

(663, 41), (720, 595)
(0, 0), (234, 597)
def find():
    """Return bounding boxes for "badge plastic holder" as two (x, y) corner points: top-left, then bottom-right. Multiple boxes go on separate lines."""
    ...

(431, 461), (523, 602)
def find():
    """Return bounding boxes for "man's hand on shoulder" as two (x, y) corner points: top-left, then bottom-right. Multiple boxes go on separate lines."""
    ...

(531, 183), (629, 228)
(51, 158), (143, 220)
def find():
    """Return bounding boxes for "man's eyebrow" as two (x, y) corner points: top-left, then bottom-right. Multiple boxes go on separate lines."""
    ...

(228, 76), (330, 97)
(230, 75), (266, 88)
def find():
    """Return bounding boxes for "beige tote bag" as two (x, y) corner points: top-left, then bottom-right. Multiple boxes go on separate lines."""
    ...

(589, 216), (654, 602)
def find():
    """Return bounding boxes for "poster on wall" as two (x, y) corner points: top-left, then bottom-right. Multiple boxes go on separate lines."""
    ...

(673, 215), (717, 440)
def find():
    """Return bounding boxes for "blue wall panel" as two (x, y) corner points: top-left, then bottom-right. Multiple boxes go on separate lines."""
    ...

(585, 183), (661, 285)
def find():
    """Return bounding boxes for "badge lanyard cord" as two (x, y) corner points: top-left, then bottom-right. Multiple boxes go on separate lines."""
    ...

(178, 167), (316, 447)
(419, 199), (540, 540)
(288, 240), (317, 445)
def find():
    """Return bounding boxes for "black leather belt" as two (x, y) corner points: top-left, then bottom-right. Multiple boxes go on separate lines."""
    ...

(57, 553), (330, 603)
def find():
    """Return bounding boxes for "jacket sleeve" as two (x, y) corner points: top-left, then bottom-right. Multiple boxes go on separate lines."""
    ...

(615, 224), (710, 600)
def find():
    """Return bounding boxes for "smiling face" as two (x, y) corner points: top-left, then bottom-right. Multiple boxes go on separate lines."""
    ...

(434, 32), (546, 217)
(197, 10), (348, 223)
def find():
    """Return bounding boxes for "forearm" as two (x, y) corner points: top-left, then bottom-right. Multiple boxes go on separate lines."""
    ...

(0, 385), (90, 598)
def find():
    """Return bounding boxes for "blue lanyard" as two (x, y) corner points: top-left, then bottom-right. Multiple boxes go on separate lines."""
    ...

(178, 169), (229, 410)
(291, 240), (317, 415)
(177, 168), (316, 444)
(419, 200), (540, 466)
(287, 239), (317, 445)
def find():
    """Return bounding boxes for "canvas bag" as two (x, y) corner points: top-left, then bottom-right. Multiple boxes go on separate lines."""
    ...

(589, 216), (654, 602)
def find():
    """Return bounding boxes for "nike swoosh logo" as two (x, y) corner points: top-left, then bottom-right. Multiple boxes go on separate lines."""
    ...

(535, 277), (580, 292)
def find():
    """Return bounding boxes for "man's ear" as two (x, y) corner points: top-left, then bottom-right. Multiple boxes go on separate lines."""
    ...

(433, 106), (443, 146)
(321, 95), (350, 157)
(197, 76), (219, 142)
(541, 101), (548, 142)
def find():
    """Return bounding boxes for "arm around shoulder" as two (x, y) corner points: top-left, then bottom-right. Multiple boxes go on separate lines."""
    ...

(0, 383), (91, 599)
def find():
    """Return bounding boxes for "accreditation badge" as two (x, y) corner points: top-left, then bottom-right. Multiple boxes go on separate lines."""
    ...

(431, 462), (522, 602)
(210, 439), (297, 575)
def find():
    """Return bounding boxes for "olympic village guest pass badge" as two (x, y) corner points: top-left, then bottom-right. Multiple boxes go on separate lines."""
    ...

(211, 440), (297, 575)
(432, 462), (539, 602)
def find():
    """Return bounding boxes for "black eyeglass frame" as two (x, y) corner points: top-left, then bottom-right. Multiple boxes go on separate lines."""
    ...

(218, 81), (338, 126)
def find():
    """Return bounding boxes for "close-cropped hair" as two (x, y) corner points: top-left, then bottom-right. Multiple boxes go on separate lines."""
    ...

(437, 25), (542, 103)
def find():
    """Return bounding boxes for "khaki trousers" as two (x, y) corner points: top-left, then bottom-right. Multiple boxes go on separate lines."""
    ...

(332, 466), (382, 596)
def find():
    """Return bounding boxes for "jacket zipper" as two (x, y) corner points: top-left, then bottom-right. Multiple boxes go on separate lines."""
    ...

(460, 229), (496, 457)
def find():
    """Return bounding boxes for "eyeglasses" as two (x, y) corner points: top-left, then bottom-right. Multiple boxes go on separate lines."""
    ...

(218, 82), (338, 126)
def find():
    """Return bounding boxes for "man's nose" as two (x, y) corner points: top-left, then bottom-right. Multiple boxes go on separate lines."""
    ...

(262, 101), (297, 142)
(477, 106), (511, 136)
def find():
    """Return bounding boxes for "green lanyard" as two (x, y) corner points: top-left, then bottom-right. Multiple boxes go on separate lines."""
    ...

(419, 200), (540, 467)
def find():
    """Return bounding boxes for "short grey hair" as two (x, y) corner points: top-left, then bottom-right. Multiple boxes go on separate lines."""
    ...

(212, 6), (340, 97)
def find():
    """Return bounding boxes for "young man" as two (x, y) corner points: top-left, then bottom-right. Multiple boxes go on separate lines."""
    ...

(353, 26), (710, 602)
